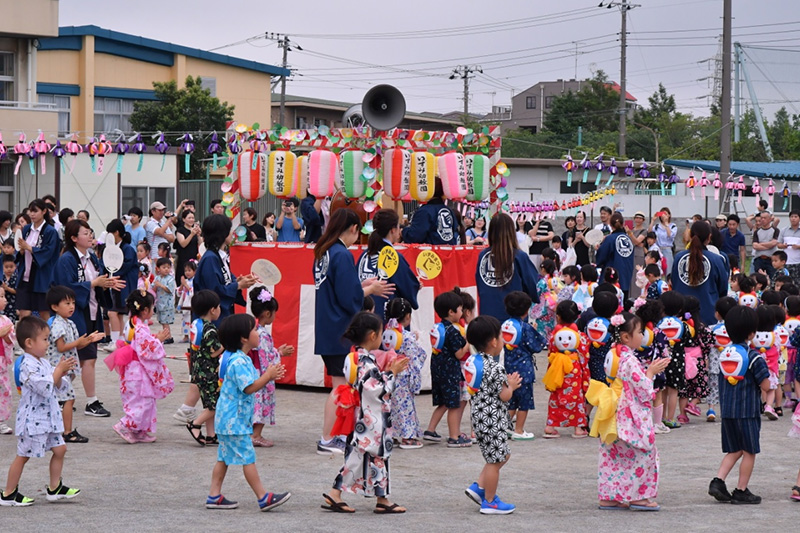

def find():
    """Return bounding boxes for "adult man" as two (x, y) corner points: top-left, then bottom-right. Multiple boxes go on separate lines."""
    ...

(300, 191), (324, 243)
(275, 197), (304, 242)
(721, 214), (747, 272)
(145, 201), (175, 259)
(525, 217), (554, 270)
(751, 210), (780, 278)
(594, 206), (613, 236)
(745, 199), (779, 231)
(210, 199), (225, 216)
(777, 209), (800, 285)
(715, 214), (728, 232)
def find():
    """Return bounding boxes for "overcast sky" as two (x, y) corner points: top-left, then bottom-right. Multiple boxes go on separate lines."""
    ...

(60, 0), (800, 120)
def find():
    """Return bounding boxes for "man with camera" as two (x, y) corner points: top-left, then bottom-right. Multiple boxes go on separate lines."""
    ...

(276, 197), (304, 242)
(145, 201), (176, 259)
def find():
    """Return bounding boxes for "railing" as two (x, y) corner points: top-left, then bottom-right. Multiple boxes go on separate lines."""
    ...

(0, 100), (57, 110)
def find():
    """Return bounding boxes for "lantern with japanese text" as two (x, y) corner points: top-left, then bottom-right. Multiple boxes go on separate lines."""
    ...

(338, 149), (367, 198)
(267, 149), (296, 198)
(409, 150), (435, 202)
(382, 148), (411, 200)
(437, 151), (468, 199)
(465, 152), (491, 201)
(308, 149), (338, 198)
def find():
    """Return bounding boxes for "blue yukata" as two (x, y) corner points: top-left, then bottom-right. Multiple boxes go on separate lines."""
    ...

(504, 320), (545, 411)
(357, 241), (420, 322)
(215, 350), (259, 465)
(635, 329), (669, 390)
(670, 248), (729, 326)
(52, 250), (109, 336)
(154, 273), (175, 325)
(595, 230), (634, 293)
(401, 199), (459, 245)
(646, 279), (669, 300)
(430, 320), (466, 409)
(17, 221), (60, 294)
(194, 249), (244, 325)
(475, 248), (540, 322)
(587, 343), (612, 384)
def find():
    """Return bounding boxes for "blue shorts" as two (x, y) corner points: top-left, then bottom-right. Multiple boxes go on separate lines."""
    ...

(721, 417), (761, 454)
(431, 353), (462, 409)
(217, 434), (256, 465)
(508, 381), (534, 411)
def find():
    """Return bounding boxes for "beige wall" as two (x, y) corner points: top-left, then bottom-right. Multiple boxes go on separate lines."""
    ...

(37, 50), (83, 85)
(0, 107), (59, 136)
(94, 54), (173, 90)
(0, 0), (58, 38)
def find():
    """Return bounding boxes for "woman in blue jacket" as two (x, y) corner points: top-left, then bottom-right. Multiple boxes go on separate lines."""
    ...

(16, 198), (60, 320)
(314, 209), (393, 454)
(476, 212), (540, 322)
(595, 212), (635, 300)
(104, 218), (139, 347)
(357, 208), (420, 321)
(54, 219), (125, 418)
(401, 179), (459, 245)
(193, 214), (258, 324)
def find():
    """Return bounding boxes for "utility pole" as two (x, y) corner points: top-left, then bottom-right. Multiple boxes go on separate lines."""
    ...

(450, 65), (482, 116)
(265, 33), (302, 127)
(720, 0), (732, 200)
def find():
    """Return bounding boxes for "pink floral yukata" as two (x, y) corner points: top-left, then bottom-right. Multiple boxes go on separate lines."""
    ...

(597, 345), (659, 503)
(253, 325), (281, 426)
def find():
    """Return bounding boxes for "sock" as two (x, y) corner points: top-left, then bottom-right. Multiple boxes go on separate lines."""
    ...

(110, 332), (120, 342)
(180, 404), (194, 412)
(87, 396), (98, 404)
(653, 404), (663, 424)
(320, 436), (333, 444)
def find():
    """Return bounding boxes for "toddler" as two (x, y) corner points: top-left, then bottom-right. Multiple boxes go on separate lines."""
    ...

(2, 254), (17, 324)
(177, 261), (196, 343)
(635, 299), (671, 434)
(186, 290), (223, 446)
(677, 296), (714, 424)
(0, 287), (14, 434)
(572, 263), (598, 311)
(153, 257), (175, 344)
(531, 259), (559, 340)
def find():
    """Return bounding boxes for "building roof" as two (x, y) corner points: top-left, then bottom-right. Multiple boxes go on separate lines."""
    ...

(665, 159), (800, 179)
(38, 25), (290, 77)
(271, 94), (456, 125)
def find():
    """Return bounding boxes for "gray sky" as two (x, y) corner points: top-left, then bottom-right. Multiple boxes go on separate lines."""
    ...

(60, 0), (800, 120)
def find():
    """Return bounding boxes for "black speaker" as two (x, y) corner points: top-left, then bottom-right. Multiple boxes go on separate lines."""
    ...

(362, 85), (406, 131)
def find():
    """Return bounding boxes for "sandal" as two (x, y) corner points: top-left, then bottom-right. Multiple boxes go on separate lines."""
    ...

(321, 493), (355, 513)
(374, 502), (406, 514)
(791, 486), (800, 502)
(252, 437), (274, 448)
(186, 423), (205, 446)
(775, 406), (783, 417)
(399, 438), (423, 449)
(542, 431), (560, 439)
(63, 429), (89, 443)
(203, 435), (218, 445)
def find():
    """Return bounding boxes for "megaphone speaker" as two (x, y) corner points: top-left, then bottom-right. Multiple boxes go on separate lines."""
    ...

(362, 84), (406, 131)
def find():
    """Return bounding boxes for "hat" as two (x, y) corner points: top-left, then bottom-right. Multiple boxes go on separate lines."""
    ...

(634, 211), (646, 219)
(149, 201), (166, 211)
(715, 214), (727, 221)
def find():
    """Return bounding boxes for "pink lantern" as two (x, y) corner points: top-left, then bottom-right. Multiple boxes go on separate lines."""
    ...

(267, 149), (296, 198)
(308, 149), (338, 198)
(382, 148), (411, 200)
(437, 151), (468, 199)
(238, 151), (268, 201)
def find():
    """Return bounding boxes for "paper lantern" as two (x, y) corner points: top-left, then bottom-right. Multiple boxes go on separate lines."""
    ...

(410, 150), (435, 202)
(338, 150), (367, 198)
(437, 151), (468, 199)
(238, 151), (268, 201)
(267, 149), (296, 198)
(382, 148), (411, 200)
(293, 155), (309, 199)
(465, 152), (491, 201)
(308, 150), (337, 198)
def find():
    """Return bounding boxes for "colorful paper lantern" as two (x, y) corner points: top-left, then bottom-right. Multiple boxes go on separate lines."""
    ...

(338, 149), (367, 198)
(437, 151), (468, 199)
(267, 149), (296, 198)
(308, 149), (337, 198)
(382, 148), (411, 200)
(238, 151), (269, 201)
(292, 154), (309, 199)
(465, 152), (490, 202)
(410, 150), (435, 202)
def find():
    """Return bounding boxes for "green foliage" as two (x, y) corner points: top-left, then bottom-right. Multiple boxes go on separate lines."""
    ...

(129, 76), (235, 178)
(543, 70), (620, 136)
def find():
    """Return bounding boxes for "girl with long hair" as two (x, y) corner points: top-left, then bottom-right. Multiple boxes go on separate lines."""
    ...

(16, 199), (60, 320)
(103, 219), (138, 350)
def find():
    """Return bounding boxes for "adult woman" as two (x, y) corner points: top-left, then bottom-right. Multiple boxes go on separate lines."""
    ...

(475, 212), (540, 322)
(194, 214), (258, 324)
(0, 211), (12, 243)
(561, 215), (577, 246)
(174, 209), (202, 287)
(596, 212), (635, 299)
(671, 221), (729, 326)
(261, 212), (277, 242)
(103, 219), (138, 349)
(314, 209), (392, 454)
(357, 208), (420, 321)
(54, 219), (125, 418)
(465, 216), (488, 245)
(242, 207), (266, 242)
(649, 207), (678, 274)
(16, 199), (60, 320)
(572, 211), (591, 266)
(515, 215), (530, 249)
(15, 212), (31, 230)
(628, 211), (648, 289)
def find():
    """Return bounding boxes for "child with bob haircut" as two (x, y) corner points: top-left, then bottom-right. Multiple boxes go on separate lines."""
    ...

(186, 290), (223, 446)
(464, 315), (522, 514)
(207, 313), (290, 511)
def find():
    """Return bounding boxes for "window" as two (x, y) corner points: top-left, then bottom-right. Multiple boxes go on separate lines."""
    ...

(94, 98), (136, 134)
(521, 125), (537, 134)
(313, 118), (326, 127)
(121, 186), (175, 215)
(0, 52), (14, 103)
(525, 96), (536, 109)
(38, 95), (71, 136)
(545, 96), (555, 109)
(199, 77), (216, 97)
(0, 162), (14, 212)
(560, 181), (597, 194)
(295, 116), (307, 129)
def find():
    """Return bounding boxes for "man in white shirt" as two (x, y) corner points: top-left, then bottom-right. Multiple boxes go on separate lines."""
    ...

(145, 201), (175, 259)
(777, 209), (800, 285)
(594, 206), (613, 236)
(752, 210), (780, 278)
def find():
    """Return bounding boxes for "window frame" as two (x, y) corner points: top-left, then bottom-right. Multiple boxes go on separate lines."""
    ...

(525, 96), (536, 109)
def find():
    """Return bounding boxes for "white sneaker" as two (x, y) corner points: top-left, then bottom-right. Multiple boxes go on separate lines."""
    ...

(172, 408), (196, 424)
(0, 422), (12, 435)
(511, 431), (535, 441)
(654, 423), (671, 434)
(99, 342), (116, 353)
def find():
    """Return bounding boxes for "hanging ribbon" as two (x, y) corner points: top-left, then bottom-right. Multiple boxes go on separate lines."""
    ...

(668, 167), (680, 196)
(27, 141), (37, 175)
(52, 139), (66, 173)
(114, 132), (130, 174)
(13, 134), (28, 176)
(593, 153), (605, 186)
(34, 131), (50, 175)
(605, 157), (617, 187)
(580, 152), (591, 183)
(154, 132), (169, 171)
(562, 153), (575, 187)
(65, 134), (83, 174)
(87, 137), (98, 173)
(657, 164), (667, 195)
(179, 133), (195, 174)
(782, 181), (790, 210)
(227, 133), (242, 174)
(132, 133), (146, 172)
(766, 179), (775, 210)
(686, 170), (697, 201)
(207, 132), (222, 170)
(751, 177), (762, 210)
(697, 170), (710, 199)
(712, 172), (722, 201)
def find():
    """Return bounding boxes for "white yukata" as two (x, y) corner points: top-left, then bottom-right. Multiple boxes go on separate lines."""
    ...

(46, 315), (81, 402)
(15, 353), (70, 457)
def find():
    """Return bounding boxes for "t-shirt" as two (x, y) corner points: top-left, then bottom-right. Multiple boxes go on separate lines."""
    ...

(145, 218), (173, 259)
(524, 220), (554, 255)
(779, 226), (800, 265)
(245, 223), (267, 242)
(653, 223), (678, 249)
(752, 226), (780, 257)
(125, 224), (147, 246)
(277, 216), (304, 242)
(594, 221), (612, 236)
(46, 314), (80, 374)
(721, 229), (745, 258)
(718, 347), (769, 419)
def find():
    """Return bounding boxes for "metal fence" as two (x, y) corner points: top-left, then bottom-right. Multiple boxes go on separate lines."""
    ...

(177, 179), (284, 223)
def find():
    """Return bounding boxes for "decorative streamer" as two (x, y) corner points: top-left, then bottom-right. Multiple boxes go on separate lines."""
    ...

(712, 172), (722, 201)
(668, 167), (680, 195)
(782, 181), (790, 210)
(34, 131), (50, 174)
(27, 141), (37, 175)
(91, 134), (113, 174)
(766, 179), (775, 210)
(179, 133), (195, 174)
(605, 157), (618, 187)
(580, 153), (591, 183)
(13, 134), (28, 175)
(51, 139), (66, 173)
(87, 137), (98, 173)
(65, 134), (83, 174)
(751, 177), (762, 206)
(593, 153), (604, 186)
(227, 133), (242, 174)
(154, 132), (169, 171)
(132, 133), (146, 171)
(686, 170), (697, 200)
(114, 133), (130, 174)
(249, 131), (269, 170)
(697, 170), (710, 198)
(657, 164), (667, 195)
(624, 159), (635, 178)
(207, 132), (221, 169)
(562, 153), (575, 187)
(0, 133), (6, 162)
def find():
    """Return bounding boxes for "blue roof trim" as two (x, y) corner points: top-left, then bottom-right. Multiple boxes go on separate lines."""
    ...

(37, 35), (82, 51)
(95, 37), (174, 67)
(36, 83), (80, 96)
(95, 87), (157, 101)
(665, 159), (800, 180)
(57, 25), (290, 77)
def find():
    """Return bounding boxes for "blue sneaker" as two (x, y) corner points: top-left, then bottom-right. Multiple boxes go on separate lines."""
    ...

(465, 482), (485, 505)
(258, 491), (291, 512)
(480, 495), (515, 515)
(206, 494), (238, 509)
(706, 409), (716, 422)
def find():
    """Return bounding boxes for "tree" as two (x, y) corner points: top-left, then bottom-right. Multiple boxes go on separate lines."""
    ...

(542, 70), (619, 136)
(129, 76), (235, 178)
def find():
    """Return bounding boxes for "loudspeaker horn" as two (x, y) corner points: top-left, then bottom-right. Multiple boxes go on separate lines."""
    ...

(362, 84), (406, 131)
(342, 104), (365, 128)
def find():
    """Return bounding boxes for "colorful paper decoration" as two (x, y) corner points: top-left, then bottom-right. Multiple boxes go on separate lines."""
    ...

(179, 133), (195, 174)
(697, 170), (710, 198)
(34, 131), (50, 174)
(382, 148), (411, 201)
(593, 153), (605, 186)
(465, 152), (491, 202)
(207, 132), (222, 169)
(293, 154), (308, 199)
(114, 133), (129, 173)
(580, 153), (591, 183)
(308, 149), (337, 198)
(65, 134), (83, 174)
(562, 153), (575, 187)
(267, 149), (296, 198)
(26, 140), (38, 175)
(735, 176), (745, 204)
(783, 181), (791, 210)
(52, 139), (65, 172)
(13, 134), (28, 175)
(438, 151), (468, 199)
(686, 170), (696, 200)
(155, 133), (169, 171)
(238, 151), (268, 201)
(0, 133), (6, 161)
(339, 149), (367, 199)
(713, 172), (722, 200)
(766, 179), (775, 210)
(132, 133), (146, 172)
(624, 159), (635, 178)
(605, 157), (617, 187)
(410, 150), (435, 203)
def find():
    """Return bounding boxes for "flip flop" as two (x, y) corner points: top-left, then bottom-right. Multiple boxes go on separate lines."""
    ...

(374, 502), (406, 514)
(629, 502), (660, 511)
(791, 486), (800, 501)
(542, 432), (560, 439)
(186, 423), (205, 446)
(572, 433), (589, 439)
(321, 493), (355, 513)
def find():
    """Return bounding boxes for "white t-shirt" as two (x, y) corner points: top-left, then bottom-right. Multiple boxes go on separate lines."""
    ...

(780, 226), (800, 265)
(145, 217), (173, 259)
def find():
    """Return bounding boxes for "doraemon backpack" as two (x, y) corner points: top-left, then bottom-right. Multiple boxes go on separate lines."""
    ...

(382, 319), (404, 352)
(501, 318), (523, 351)
(462, 353), (485, 395)
(719, 344), (763, 385)
(430, 322), (446, 355)
(189, 318), (204, 352)
(712, 323), (731, 352)
(657, 316), (684, 346)
(774, 324), (790, 347)
(751, 330), (774, 353)
(585, 317), (611, 348)
(738, 292), (759, 309)
(638, 322), (656, 352)
(604, 345), (621, 384)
